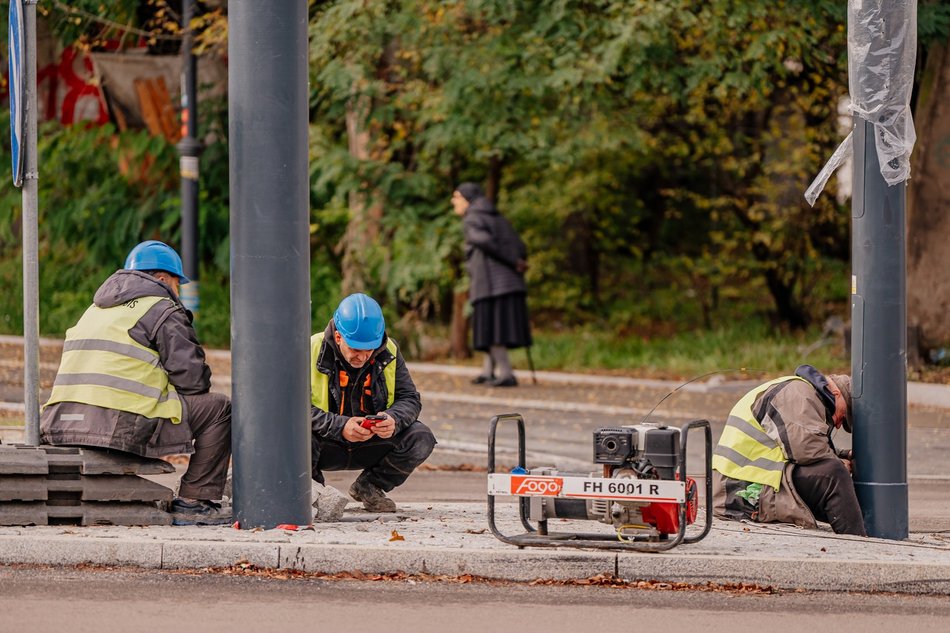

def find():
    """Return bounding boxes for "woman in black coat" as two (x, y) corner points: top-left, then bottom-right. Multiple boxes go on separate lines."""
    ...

(451, 182), (532, 387)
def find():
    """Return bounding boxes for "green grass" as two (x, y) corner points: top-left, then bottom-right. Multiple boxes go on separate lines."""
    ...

(444, 320), (849, 381)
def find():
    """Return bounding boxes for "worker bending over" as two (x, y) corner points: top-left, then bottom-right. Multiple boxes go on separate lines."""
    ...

(712, 364), (865, 536)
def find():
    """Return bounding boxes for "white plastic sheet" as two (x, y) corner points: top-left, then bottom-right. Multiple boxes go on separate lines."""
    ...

(805, 0), (917, 206)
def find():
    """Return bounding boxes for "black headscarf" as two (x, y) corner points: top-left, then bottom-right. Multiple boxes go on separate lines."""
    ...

(455, 182), (484, 202)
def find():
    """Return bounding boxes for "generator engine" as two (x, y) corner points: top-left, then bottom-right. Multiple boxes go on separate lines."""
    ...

(487, 414), (711, 550)
(524, 423), (697, 541)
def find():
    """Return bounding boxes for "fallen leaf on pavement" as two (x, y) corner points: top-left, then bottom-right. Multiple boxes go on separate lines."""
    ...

(389, 530), (405, 542)
(418, 463), (493, 473)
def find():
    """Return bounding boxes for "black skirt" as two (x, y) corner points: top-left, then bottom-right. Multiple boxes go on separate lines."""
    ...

(472, 291), (532, 351)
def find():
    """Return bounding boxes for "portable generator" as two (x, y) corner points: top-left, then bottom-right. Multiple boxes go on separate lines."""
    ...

(486, 413), (712, 551)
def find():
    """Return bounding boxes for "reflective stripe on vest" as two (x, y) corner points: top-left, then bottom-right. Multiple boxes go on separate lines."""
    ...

(711, 376), (808, 491)
(310, 332), (397, 412)
(45, 296), (183, 423)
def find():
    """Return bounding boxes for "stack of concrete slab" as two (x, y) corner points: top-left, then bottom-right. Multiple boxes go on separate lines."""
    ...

(0, 445), (174, 526)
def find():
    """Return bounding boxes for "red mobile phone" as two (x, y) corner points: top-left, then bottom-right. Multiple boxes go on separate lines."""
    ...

(360, 414), (386, 429)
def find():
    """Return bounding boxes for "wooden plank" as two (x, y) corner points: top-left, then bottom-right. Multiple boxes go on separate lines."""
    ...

(133, 77), (165, 138)
(3, 445), (177, 476)
(35, 446), (80, 455)
(0, 475), (172, 502)
(0, 446), (48, 475)
(42, 451), (83, 474)
(150, 76), (180, 142)
(0, 502), (47, 526)
(78, 476), (173, 502)
(48, 502), (173, 527)
(0, 477), (48, 501)
(75, 448), (175, 475)
(82, 502), (172, 526)
(0, 501), (173, 526)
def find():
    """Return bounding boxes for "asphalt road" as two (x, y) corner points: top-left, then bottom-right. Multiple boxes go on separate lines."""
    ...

(3, 565), (950, 633)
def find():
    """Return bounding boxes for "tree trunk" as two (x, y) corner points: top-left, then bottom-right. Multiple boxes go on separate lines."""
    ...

(485, 155), (502, 204)
(450, 289), (471, 359)
(341, 93), (384, 296)
(908, 43), (950, 348)
(751, 240), (809, 330)
(763, 268), (808, 330)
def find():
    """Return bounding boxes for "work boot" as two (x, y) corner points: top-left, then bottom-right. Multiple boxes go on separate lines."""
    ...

(312, 481), (350, 522)
(349, 477), (397, 513)
(169, 498), (232, 526)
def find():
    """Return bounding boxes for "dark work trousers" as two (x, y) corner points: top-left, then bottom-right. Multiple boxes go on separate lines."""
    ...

(311, 421), (436, 492)
(792, 458), (867, 536)
(179, 392), (232, 500)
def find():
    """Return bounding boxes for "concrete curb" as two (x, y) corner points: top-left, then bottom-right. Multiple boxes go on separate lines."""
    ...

(2, 503), (950, 594)
(2, 535), (950, 594)
(0, 535), (163, 568)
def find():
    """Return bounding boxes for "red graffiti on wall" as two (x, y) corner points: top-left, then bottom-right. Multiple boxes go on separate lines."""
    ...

(1, 46), (111, 125)
(43, 47), (110, 125)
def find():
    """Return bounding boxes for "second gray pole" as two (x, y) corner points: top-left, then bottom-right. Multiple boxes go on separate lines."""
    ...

(229, 0), (312, 528)
(22, 0), (40, 446)
(850, 118), (909, 540)
(177, 0), (202, 317)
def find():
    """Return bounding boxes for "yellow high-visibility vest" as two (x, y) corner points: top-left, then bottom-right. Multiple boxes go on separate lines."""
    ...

(310, 332), (397, 412)
(712, 376), (809, 490)
(45, 296), (182, 423)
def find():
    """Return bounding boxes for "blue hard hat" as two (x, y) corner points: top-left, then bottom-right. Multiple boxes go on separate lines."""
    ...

(124, 240), (190, 284)
(333, 293), (385, 350)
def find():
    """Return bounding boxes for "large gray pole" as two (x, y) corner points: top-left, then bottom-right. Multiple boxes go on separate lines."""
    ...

(177, 0), (201, 316)
(21, 0), (39, 446)
(229, 0), (312, 528)
(850, 118), (908, 540)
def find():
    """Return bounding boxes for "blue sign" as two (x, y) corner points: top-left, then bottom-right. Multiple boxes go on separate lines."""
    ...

(8, 0), (24, 187)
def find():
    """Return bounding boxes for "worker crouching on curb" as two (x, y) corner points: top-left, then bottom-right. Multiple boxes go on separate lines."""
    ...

(40, 241), (232, 526)
(712, 364), (866, 536)
(309, 293), (436, 520)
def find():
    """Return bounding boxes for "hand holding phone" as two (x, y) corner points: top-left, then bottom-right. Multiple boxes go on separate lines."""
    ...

(360, 414), (386, 429)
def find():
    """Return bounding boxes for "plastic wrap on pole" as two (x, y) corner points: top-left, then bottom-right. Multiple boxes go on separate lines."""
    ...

(805, 130), (853, 206)
(849, 0), (917, 184)
(805, 0), (917, 205)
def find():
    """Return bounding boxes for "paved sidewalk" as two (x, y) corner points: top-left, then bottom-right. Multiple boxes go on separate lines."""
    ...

(2, 335), (950, 594)
(1, 502), (949, 594)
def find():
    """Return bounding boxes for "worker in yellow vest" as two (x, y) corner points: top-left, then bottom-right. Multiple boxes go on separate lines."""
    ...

(41, 241), (231, 526)
(309, 293), (436, 519)
(712, 364), (865, 536)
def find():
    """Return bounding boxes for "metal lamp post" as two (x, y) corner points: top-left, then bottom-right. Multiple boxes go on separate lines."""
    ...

(228, 0), (312, 528)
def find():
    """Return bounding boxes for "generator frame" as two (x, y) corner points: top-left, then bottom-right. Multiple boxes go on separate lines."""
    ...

(487, 413), (713, 552)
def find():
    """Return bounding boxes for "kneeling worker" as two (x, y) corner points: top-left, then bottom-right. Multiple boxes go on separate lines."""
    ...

(41, 241), (232, 525)
(712, 364), (865, 536)
(310, 293), (436, 517)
